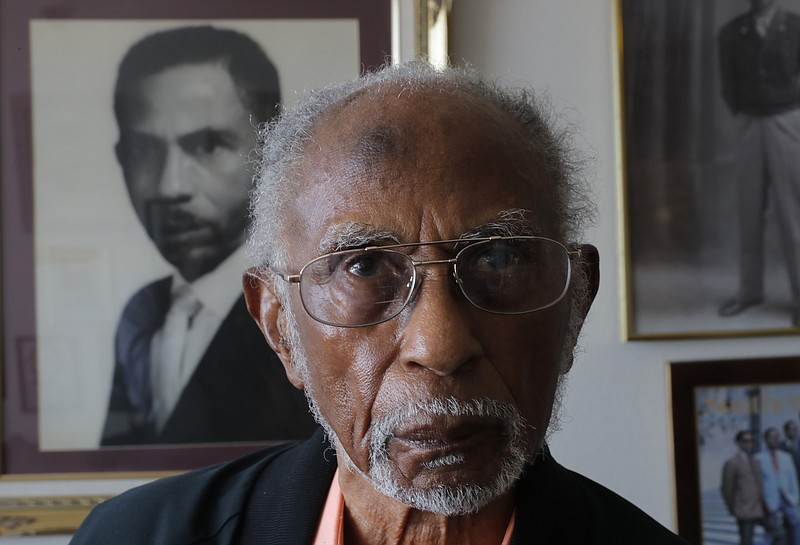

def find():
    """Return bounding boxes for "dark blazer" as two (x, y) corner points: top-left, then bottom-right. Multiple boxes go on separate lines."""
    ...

(101, 277), (317, 445)
(74, 429), (689, 544)
(719, 9), (800, 115)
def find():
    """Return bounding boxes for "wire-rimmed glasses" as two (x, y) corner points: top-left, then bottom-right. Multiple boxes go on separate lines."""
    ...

(269, 236), (582, 328)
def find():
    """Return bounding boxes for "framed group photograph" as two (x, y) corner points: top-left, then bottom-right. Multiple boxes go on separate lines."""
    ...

(617, 0), (800, 339)
(671, 355), (800, 544)
(0, 0), (442, 535)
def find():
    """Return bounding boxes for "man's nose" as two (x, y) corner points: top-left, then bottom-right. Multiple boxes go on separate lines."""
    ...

(396, 272), (483, 377)
(156, 143), (194, 198)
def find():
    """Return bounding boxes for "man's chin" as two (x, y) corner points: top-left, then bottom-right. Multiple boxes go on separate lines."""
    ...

(368, 456), (523, 516)
(158, 243), (228, 282)
(364, 398), (532, 515)
(386, 460), (511, 498)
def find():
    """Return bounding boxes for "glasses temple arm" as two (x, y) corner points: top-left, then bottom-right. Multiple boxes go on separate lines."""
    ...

(250, 268), (301, 284)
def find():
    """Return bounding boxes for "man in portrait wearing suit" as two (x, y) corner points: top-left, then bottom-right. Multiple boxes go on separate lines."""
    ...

(717, 0), (800, 327)
(782, 420), (800, 476)
(101, 26), (317, 445)
(722, 430), (784, 545)
(756, 427), (800, 545)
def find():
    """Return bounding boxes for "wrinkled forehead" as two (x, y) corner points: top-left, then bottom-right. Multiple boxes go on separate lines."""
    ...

(282, 84), (560, 253)
(307, 84), (541, 176)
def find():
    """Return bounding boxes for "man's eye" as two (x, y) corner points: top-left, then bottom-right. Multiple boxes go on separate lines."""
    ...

(180, 131), (231, 158)
(120, 136), (164, 164)
(471, 246), (522, 272)
(345, 254), (386, 278)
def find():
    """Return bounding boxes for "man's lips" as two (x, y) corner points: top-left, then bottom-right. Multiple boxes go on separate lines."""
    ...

(151, 213), (215, 247)
(388, 417), (505, 453)
(161, 224), (215, 247)
(164, 213), (198, 231)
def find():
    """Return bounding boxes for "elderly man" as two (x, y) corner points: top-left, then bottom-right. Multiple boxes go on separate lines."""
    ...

(101, 25), (316, 445)
(72, 63), (687, 544)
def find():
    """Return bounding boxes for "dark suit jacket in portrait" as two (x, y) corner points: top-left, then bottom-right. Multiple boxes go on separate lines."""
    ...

(719, 9), (800, 116)
(101, 277), (318, 445)
(73, 429), (689, 545)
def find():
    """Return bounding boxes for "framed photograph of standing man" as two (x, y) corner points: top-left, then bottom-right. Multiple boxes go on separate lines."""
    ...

(618, 0), (800, 339)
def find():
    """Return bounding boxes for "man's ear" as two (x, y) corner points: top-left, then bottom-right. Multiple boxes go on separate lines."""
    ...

(242, 268), (305, 390)
(576, 243), (600, 315)
(559, 244), (600, 375)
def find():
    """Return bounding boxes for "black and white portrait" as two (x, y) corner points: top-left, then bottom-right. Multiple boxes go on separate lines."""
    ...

(620, 0), (800, 338)
(32, 19), (359, 450)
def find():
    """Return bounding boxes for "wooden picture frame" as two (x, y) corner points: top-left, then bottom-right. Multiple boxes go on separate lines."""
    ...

(670, 355), (800, 544)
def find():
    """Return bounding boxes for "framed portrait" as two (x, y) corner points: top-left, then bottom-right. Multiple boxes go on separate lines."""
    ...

(617, 0), (800, 339)
(670, 355), (800, 544)
(0, 0), (442, 535)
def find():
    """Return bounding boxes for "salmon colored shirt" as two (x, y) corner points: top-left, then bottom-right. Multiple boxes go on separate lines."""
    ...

(312, 469), (516, 545)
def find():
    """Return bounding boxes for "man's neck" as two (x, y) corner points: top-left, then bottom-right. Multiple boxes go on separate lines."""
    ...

(337, 464), (514, 545)
(172, 244), (248, 316)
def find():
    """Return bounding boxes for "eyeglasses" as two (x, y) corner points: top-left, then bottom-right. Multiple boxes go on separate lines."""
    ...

(271, 236), (582, 328)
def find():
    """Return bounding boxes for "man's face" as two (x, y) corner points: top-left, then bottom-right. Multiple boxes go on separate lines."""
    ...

(766, 429), (781, 449)
(787, 422), (798, 440)
(272, 89), (582, 512)
(116, 62), (255, 281)
(737, 433), (755, 454)
(750, 0), (777, 13)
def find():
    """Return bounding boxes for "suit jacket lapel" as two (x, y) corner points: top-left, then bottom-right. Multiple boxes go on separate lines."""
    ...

(240, 428), (337, 545)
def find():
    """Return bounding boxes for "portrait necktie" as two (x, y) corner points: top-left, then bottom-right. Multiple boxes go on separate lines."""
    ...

(114, 280), (170, 428)
(150, 285), (203, 431)
(755, 16), (769, 37)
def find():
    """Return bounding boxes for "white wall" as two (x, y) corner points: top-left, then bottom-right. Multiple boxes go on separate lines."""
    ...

(4, 2), (799, 543)
(451, 0), (799, 532)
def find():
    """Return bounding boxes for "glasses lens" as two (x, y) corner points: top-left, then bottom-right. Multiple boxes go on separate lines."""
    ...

(456, 238), (571, 313)
(299, 249), (414, 326)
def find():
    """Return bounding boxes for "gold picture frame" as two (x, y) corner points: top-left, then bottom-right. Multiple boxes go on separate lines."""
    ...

(616, 0), (800, 339)
(415, 0), (452, 67)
